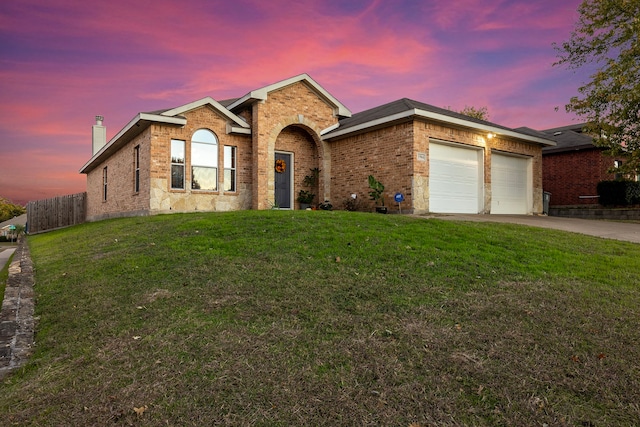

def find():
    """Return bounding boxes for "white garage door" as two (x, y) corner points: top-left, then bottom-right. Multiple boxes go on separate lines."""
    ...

(429, 142), (482, 213)
(491, 153), (529, 214)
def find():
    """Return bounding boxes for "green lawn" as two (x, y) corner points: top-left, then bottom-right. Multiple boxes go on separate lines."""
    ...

(1, 211), (639, 426)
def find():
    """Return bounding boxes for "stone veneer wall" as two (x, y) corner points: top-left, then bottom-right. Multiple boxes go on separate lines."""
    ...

(148, 106), (253, 214)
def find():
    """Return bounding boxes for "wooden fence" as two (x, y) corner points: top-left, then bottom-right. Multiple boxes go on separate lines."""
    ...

(26, 192), (87, 234)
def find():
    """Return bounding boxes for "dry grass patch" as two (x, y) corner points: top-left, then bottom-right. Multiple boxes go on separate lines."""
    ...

(1, 211), (639, 426)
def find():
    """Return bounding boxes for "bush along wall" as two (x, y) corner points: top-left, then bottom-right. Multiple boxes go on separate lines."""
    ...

(597, 180), (640, 206)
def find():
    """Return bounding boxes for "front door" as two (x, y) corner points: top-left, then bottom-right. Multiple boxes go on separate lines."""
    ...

(274, 152), (292, 209)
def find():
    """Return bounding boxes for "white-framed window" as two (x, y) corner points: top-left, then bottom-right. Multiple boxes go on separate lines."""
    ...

(134, 145), (140, 193)
(224, 145), (236, 192)
(171, 139), (185, 189)
(191, 129), (218, 191)
(103, 166), (108, 201)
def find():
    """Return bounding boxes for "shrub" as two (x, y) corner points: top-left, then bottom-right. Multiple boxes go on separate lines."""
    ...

(597, 180), (640, 206)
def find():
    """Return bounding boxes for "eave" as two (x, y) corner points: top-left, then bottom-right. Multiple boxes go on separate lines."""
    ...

(227, 73), (352, 118)
(79, 113), (186, 174)
(323, 108), (556, 147)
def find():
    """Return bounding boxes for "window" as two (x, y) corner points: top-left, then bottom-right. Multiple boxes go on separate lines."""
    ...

(103, 166), (108, 201)
(614, 159), (623, 180)
(224, 146), (236, 192)
(134, 145), (140, 193)
(171, 139), (185, 189)
(191, 129), (218, 191)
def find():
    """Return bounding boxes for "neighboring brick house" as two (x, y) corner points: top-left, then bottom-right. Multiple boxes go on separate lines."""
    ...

(80, 74), (555, 221)
(536, 123), (621, 206)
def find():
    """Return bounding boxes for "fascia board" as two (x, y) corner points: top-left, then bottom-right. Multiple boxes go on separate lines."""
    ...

(79, 113), (187, 173)
(226, 92), (267, 111)
(226, 124), (252, 135)
(227, 74), (352, 118)
(323, 110), (416, 139)
(320, 122), (340, 135)
(325, 109), (556, 146)
(413, 109), (556, 146)
(161, 97), (250, 129)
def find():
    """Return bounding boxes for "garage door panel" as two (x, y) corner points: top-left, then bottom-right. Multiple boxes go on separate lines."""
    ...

(491, 154), (529, 214)
(429, 143), (482, 213)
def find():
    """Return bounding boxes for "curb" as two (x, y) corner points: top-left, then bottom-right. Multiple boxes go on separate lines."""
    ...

(0, 238), (35, 379)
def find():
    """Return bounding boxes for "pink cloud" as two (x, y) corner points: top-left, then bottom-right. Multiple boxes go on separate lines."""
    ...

(0, 0), (590, 204)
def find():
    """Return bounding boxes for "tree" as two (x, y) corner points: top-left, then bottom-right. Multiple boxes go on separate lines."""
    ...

(458, 105), (490, 121)
(0, 197), (26, 222)
(554, 0), (640, 175)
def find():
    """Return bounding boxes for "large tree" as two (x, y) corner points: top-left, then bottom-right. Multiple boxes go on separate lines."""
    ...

(0, 197), (26, 222)
(555, 0), (640, 175)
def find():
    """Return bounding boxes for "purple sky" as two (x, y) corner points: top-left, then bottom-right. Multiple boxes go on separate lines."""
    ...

(0, 0), (589, 206)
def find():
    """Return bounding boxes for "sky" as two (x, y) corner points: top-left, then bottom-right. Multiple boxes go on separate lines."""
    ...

(0, 0), (591, 206)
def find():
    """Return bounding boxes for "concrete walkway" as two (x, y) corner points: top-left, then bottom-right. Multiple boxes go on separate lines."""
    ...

(0, 247), (17, 271)
(431, 214), (640, 244)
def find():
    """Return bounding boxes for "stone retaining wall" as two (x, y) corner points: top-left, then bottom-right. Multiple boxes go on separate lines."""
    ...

(550, 207), (640, 220)
(0, 237), (35, 379)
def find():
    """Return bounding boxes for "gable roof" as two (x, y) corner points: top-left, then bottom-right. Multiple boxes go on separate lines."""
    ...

(226, 73), (352, 118)
(529, 123), (597, 154)
(80, 98), (250, 174)
(323, 98), (556, 146)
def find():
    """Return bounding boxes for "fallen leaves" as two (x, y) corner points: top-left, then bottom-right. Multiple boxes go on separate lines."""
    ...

(133, 405), (148, 416)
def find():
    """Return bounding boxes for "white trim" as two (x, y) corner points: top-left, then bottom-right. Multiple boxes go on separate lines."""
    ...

(324, 110), (415, 139)
(325, 108), (555, 146)
(226, 123), (252, 135)
(80, 113), (187, 173)
(320, 122), (340, 135)
(227, 74), (352, 118)
(416, 108), (554, 146)
(161, 96), (250, 129)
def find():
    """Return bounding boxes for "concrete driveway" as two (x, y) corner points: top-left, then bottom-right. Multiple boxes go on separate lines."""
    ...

(430, 214), (640, 244)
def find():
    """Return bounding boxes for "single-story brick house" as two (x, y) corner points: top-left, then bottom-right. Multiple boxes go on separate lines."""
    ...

(80, 74), (555, 221)
(536, 123), (622, 206)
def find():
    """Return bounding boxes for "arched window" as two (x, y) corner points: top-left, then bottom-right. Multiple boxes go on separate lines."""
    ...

(191, 129), (218, 191)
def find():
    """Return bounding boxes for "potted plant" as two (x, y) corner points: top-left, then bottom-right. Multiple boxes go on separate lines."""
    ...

(298, 168), (320, 210)
(297, 190), (315, 210)
(318, 200), (333, 210)
(368, 175), (387, 214)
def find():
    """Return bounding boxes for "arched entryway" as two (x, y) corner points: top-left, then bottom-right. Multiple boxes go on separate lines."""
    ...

(274, 125), (321, 209)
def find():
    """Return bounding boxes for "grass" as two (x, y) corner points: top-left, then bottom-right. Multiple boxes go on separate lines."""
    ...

(0, 250), (13, 307)
(1, 210), (640, 426)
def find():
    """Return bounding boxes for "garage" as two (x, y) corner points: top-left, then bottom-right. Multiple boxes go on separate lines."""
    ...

(491, 153), (530, 214)
(429, 141), (483, 213)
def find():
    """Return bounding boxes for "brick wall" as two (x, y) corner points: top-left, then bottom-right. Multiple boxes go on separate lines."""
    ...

(329, 119), (544, 213)
(274, 126), (320, 207)
(252, 81), (338, 209)
(87, 106), (253, 220)
(330, 121), (415, 212)
(86, 129), (152, 220)
(543, 148), (614, 206)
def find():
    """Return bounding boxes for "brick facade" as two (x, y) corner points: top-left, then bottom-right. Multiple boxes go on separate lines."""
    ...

(543, 148), (614, 206)
(82, 74), (549, 219)
(329, 120), (543, 214)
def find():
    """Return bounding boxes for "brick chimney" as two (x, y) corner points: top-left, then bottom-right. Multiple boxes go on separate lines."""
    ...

(92, 115), (106, 155)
